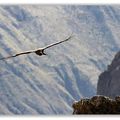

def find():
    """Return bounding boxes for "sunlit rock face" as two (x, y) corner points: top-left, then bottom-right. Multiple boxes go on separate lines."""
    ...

(72, 96), (120, 114)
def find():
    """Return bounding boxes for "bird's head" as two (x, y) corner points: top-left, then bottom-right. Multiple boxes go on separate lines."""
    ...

(42, 50), (47, 55)
(41, 49), (47, 55)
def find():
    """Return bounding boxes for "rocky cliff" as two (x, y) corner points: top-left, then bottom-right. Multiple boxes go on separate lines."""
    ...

(97, 51), (120, 98)
(72, 96), (120, 114)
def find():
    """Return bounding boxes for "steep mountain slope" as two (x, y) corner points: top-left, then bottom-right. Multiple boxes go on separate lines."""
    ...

(97, 51), (120, 98)
(0, 5), (120, 114)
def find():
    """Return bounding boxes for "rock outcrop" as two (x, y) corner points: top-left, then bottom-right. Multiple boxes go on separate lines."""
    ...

(97, 51), (120, 98)
(72, 96), (120, 114)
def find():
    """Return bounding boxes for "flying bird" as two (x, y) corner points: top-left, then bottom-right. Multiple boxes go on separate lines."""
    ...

(0, 35), (73, 60)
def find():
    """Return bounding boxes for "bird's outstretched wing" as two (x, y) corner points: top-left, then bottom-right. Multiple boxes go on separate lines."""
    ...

(0, 34), (73, 60)
(42, 35), (73, 50)
(0, 50), (35, 60)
